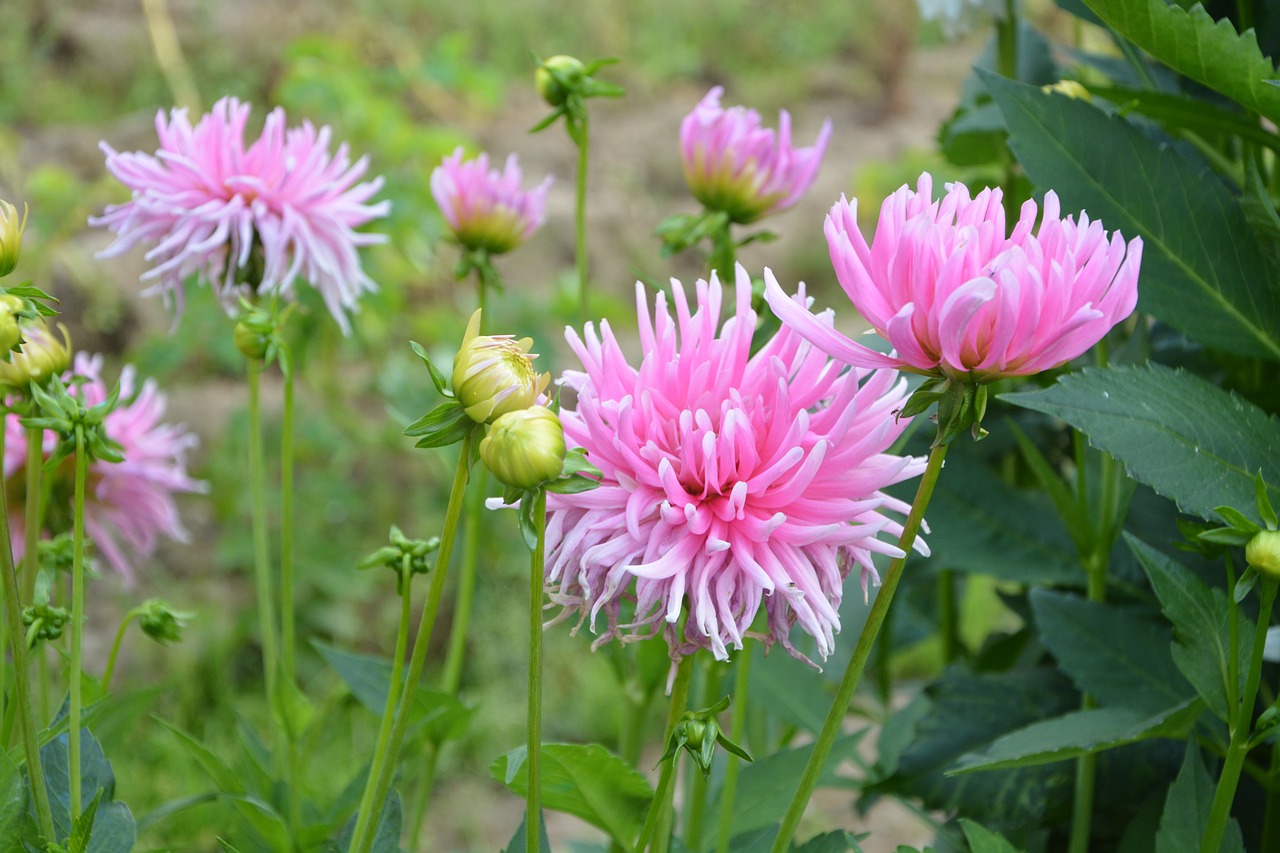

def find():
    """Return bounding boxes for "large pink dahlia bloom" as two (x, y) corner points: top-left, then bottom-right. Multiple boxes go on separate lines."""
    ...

(765, 173), (1142, 380)
(5, 353), (206, 583)
(91, 96), (390, 333)
(430, 147), (552, 255)
(545, 266), (927, 663)
(680, 87), (832, 224)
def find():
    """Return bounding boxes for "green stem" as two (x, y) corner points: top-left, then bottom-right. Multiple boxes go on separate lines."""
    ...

(22, 425), (42, 605)
(442, 464), (485, 696)
(348, 558), (416, 853)
(527, 488), (548, 853)
(683, 658), (718, 850)
(278, 349), (302, 845)
(247, 361), (280, 725)
(1068, 555), (1108, 853)
(0, 417), (54, 840)
(100, 609), (141, 696)
(68, 426), (88, 823)
(635, 655), (695, 853)
(715, 648), (752, 853)
(575, 115), (590, 322)
(350, 431), (475, 853)
(996, 0), (1018, 81)
(1202, 577), (1278, 853)
(770, 441), (949, 853)
(937, 569), (959, 664)
(708, 219), (736, 284)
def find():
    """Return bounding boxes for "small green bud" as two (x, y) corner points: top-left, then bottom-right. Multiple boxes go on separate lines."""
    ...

(138, 598), (192, 645)
(0, 320), (71, 388)
(0, 294), (25, 354)
(0, 200), (27, 278)
(1247, 530), (1280, 577)
(451, 310), (549, 423)
(22, 602), (70, 646)
(480, 405), (566, 490)
(536, 55), (586, 107)
(234, 309), (273, 360)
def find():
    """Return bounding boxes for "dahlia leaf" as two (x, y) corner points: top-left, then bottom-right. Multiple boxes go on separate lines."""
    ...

(38, 730), (136, 853)
(1030, 590), (1193, 715)
(948, 701), (1202, 773)
(1004, 364), (1280, 524)
(959, 819), (1026, 853)
(793, 830), (866, 853)
(1128, 535), (1250, 724)
(408, 340), (451, 397)
(0, 748), (27, 851)
(404, 400), (472, 449)
(1082, 0), (1280, 123)
(501, 809), (550, 853)
(1156, 743), (1245, 853)
(983, 71), (1280, 359)
(491, 743), (652, 846)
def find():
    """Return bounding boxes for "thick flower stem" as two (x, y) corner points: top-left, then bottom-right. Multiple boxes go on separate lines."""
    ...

(683, 659), (718, 849)
(1202, 576), (1278, 853)
(1067, 557), (1107, 853)
(349, 432), (474, 853)
(68, 426), (89, 823)
(769, 441), (949, 853)
(278, 351), (303, 843)
(0, 420), (54, 840)
(574, 116), (591, 322)
(715, 648), (752, 853)
(247, 363), (282, 749)
(527, 488), (548, 853)
(348, 560), (414, 853)
(635, 654), (695, 853)
(708, 220), (736, 285)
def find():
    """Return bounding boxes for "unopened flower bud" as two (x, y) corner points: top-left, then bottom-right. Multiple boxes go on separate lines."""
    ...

(138, 598), (192, 645)
(0, 294), (24, 354)
(536, 55), (586, 107)
(0, 320), (71, 388)
(480, 406), (566, 490)
(1247, 530), (1280, 577)
(0, 201), (27, 278)
(234, 318), (271, 360)
(451, 310), (550, 423)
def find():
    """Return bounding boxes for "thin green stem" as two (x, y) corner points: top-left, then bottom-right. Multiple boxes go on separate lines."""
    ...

(575, 117), (590, 322)
(278, 349), (302, 845)
(22, 426), (42, 605)
(654, 654), (695, 853)
(527, 488), (548, 853)
(715, 648), (752, 853)
(350, 432), (475, 853)
(683, 659), (718, 850)
(937, 569), (959, 664)
(635, 654), (695, 853)
(0, 417), (54, 840)
(68, 425), (87, 823)
(348, 558), (415, 853)
(708, 219), (736, 284)
(100, 609), (141, 696)
(996, 0), (1018, 81)
(1202, 577), (1278, 853)
(1068, 552), (1109, 853)
(770, 442), (949, 853)
(247, 362), (280, 722)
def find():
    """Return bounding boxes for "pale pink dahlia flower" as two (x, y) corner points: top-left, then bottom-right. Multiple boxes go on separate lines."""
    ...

(5, 353), (206, 583)
(91, 96), (390, 333)
(765, 173), (1142, 381)
(430, 147), (552, 254)
(680, 86), (832, 224)
(545, 266), (927, 664)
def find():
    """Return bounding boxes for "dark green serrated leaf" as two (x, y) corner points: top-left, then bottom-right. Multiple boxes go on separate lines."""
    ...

(960, 820), (1025, 853)
(0, 748), (26, 851)
(38, 731), (135, 853)
(404, 400), (472, 448)
(1127, 536), (1249, 723)
(1083, 0), (1280, 123)
(1031, 590), (1193, 714)
(793, 829), (865, 853)
(983, 72), (1280, 359)
(1155, 743), (1244, 853)
(950, 701), (1200, 772)
(1004, 365), (1280, 524)
(491, 744), (652, 846)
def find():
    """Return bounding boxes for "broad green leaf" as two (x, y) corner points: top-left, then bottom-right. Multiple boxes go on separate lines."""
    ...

(748, 643), (832, 733)
(712, 733), (866, 840)
(502, 809), (551, 853)
(38, 731), (135, 853)
(0, 748), (27, 851)
(794, 830), (865, 853)
(1155, 743), (1244, 853)
(960, 820), (1025, 853)
(950, 702), (1201, 772)
(1004, 365), (1280, 523)
(1030, 590), (1194, 714)
(983, 72), (1280, 359)
(314, 641), (472, 744)
(492, 743), (652, 845)
(1128, 536), (1249, 723)
(1083, 0), (1280, 123)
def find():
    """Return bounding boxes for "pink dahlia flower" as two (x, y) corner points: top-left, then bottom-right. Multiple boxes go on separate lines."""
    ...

(765, 173), (1142, 381)
(430, 147), (552, 255)
(545, 266), (927, 664)
(680, 87), (832, 224)
(5, 353), (207, 583)
(91, 96), (390, 333)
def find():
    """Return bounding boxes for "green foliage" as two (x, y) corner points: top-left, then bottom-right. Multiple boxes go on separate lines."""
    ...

(1155, 744), (1244, 853)
(38, 730), (135, 853)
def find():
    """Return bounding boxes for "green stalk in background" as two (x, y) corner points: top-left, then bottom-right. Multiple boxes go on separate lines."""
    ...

(526, 488), (548, 853)
(67, 424), (88, 823)
(246, 362), (282, 748)
(633, 654), (695, 853)
(715, 649), (752, 853)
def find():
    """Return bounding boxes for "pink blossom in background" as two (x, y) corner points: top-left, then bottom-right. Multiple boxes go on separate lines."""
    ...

(5, 353), (207, 583)
(544, 266), (927, 664)
(765, 173), (1142, 381)
(430, 147), (552, 255)
(91, 96), (390, 333)
(680, 86), (832, 224)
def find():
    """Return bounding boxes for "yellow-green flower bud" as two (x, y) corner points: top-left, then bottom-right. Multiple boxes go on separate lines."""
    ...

(1247, 530), (1280, 577)
(480, 405), (566, 490)
(536, 55), (586, 107)
(234, 318), (271, 360)
(0, 294), (25, 355)
(0, 320), (71, 388)
(451, 310), (550, 424)
(0, 201), (26, 278)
